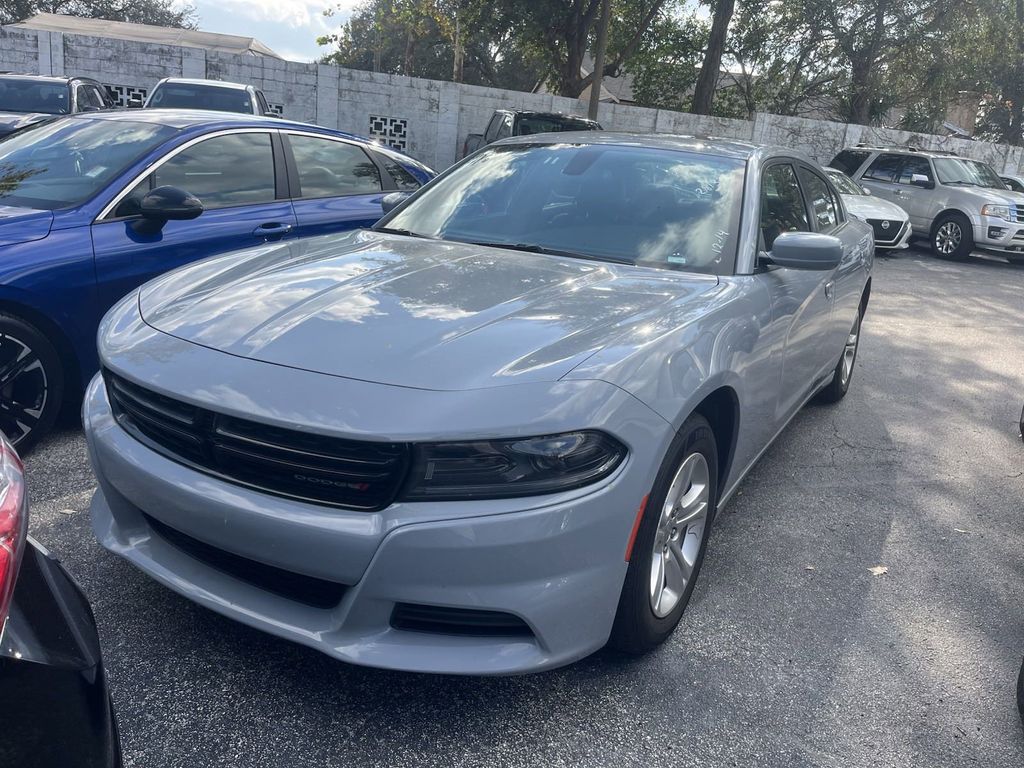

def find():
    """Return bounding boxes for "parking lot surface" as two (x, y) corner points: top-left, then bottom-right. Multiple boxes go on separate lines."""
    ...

(25, 246), (1024, 767)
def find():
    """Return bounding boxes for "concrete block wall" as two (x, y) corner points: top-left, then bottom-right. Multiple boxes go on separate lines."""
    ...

(5, 23), (1024, 175)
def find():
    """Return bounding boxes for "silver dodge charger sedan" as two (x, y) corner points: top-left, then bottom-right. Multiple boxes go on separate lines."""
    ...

(84, 135), (873, 675)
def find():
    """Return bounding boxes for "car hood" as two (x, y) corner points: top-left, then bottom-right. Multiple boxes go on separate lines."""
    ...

(139, 231), (719, 391)
(0, 206), (54, 247)
(841, 194), (908, 221)
(0, 111), (52, 137)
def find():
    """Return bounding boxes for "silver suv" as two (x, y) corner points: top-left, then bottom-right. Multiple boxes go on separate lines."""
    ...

(830, 146), (1024, 262)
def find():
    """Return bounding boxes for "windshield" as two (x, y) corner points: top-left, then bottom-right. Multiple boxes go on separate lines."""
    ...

(148, 83), (254, 114)
(517, 115), (600, 135)
(0, 79), (70, 115)
(933, 158), (1005, 189)
(825, 169), (866, 196)
(0, 118), (177, 210)
(381, 143), (745, 276)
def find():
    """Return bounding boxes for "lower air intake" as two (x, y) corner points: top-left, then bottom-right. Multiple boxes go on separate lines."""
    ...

(390, 603), (533, 637)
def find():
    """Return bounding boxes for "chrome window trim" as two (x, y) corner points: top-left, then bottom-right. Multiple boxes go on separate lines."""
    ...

(95, 127), (276, 222)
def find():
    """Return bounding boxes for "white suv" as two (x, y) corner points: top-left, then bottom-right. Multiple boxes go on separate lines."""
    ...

(831, 146), (1024, 262)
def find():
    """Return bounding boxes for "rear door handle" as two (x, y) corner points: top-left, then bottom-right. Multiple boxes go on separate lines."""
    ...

(824, 280), (835, 299)
(253, 222), (293, 239)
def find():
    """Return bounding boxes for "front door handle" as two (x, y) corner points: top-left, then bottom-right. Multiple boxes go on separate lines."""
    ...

(824, 280), (835, 299)
(253, 222), (293, 239)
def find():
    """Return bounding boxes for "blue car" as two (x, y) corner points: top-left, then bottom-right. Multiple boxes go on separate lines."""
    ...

(0, 109), (435, 449)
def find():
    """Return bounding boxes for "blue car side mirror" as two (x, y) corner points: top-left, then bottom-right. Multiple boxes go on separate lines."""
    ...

(132, 186), (203, 234)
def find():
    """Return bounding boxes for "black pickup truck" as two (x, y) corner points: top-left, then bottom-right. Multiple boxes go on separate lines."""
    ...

(461, 109), (602, 158)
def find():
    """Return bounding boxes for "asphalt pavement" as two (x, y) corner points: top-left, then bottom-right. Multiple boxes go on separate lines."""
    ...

(24, 245), (1024, 767)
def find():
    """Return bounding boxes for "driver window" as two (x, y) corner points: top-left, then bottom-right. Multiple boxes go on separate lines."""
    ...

(760, 164), (810, 250)
(495, 115), (513, 141)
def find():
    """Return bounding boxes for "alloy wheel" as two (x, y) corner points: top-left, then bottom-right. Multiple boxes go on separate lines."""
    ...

(0, 333), (48, 447)
(841, 319), (860, 386)
(649, 452), (710, 618)
(935, 221), (961, 255)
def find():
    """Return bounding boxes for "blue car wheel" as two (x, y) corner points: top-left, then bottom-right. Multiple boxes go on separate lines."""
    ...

(0, 313), (63, 452)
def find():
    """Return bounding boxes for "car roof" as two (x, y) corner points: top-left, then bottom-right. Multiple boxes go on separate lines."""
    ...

(156, 78), (250, 91)
(0, 74), (75, 84)
(496, 132), (800, 161)
(59, 109), (373, 143)
(845, 145), (961, 159)
(504, 110), (599, 122)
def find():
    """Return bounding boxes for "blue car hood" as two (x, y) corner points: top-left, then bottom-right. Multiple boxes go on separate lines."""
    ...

(0, 206), (54, 247)
(139, 230), (719, 391)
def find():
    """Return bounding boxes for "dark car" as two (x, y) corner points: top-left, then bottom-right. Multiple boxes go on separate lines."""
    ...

(0, 74), (114, 137)
(144, 77), (275, 116)
(0, 433), (122, 767)
(0, 109), (435, 451)
(462, 109), (602, 157)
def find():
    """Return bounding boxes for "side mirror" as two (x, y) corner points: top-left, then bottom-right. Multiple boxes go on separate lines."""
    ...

(764, 232), (843, 271)
(131, 186), (203, 234)
(909, 173), (934, 189)
(862, 186), (872, 195)
(381, 191), (412, 215)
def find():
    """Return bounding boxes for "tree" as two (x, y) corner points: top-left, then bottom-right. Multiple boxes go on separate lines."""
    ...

(622, 9), (707, 110)
(0, 0), (196, 27)
(691, 0), (736, 115)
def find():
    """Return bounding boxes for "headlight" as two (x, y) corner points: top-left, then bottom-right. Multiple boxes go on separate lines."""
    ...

(982, 204), (1011, 220)
(400, 430), (627, 501)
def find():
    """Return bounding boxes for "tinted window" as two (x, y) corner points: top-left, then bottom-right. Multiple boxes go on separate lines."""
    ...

(0, 117), (176, 210)
(384, 143), (745, 276)
(154, 133), (276, 209)
(495, 115), (513, 140)
(830, 149), (870, 176)
(380, 155), (421, 191)
(897, 156), (932, 185)
(800, 169), (839, 230)
(1004, 177), (1024, 193)
(0, 79), (70, 115)
(862, 153), (904, 183)
(289, 135), (381, 197)
(483, 114), (503, 143)
(148, 83), (254, 114)
(517, 115), (599, 135)
(76, 84), (106, 110)
(761, 164), (809, 250)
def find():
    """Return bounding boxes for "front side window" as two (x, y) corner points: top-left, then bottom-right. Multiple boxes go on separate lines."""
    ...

(0, 79), (70, 115)
(76, 84), (105, 110)
(379, 155), (421, 191)
(799, 169), (839, 231)
(289, 135), (382, 198)
(829, 149), (870, 176)
(153, 133), (276, 209)
(1004, 177), (1024, 193)
(760, 164), (809, 250)
(0, 117), (176, 210)
(897, 156), (932, 185)
(933, 157), (1005, 189)
(862, 153), (905, 183)
(495, 115), (513, 141)
(382, 143), (745, 276)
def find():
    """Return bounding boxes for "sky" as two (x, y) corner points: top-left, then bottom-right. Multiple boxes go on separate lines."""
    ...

(187, 0), (359, 62)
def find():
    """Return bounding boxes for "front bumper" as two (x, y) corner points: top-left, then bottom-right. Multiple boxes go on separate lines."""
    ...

(974, 214), (1024, 253)
(84, 364), (671, 675)
(867, 218), (911, 249)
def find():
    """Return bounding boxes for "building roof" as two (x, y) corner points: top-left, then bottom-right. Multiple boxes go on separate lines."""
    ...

(10, 13), (281, 59)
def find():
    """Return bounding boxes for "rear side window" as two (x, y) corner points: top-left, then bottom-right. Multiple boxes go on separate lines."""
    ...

(830, 149), (870, 176)
(289, 134), (382, 197)
(760, 163), (810, 250)
(799, 169), (839, 231)
(153, 133), (276, 209)
(379, 155), (421, 191)
(862, 153), (905, 183)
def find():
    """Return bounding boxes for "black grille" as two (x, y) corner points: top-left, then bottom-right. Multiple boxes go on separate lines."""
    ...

(105, 371), (410, 511)
(144, 513), (347, 608)
(390, 603), (534, 637)
(867, 218), (907, 245)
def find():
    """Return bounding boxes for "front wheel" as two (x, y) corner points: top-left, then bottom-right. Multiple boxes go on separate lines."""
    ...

(817, 310), (862, 404)
(0, 313), (64, 453)
(931, 213), (974, 260)
(608, 414), (718, 655)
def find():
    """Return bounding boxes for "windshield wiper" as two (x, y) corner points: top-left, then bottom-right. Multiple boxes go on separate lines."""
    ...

(458, 239), (634, 266)
(372, 226), (430, 238)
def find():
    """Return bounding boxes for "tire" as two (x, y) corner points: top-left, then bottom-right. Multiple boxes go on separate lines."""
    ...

(1017, 657), (1024, 726)
(817, 309), (862, 404)
(0, 313), (64, 453)
(608, 413), (718, 655)
(931, 213), (974, 260)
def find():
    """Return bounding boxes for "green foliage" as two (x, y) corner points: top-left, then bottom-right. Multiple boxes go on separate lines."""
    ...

(0, 0), (196, 27)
